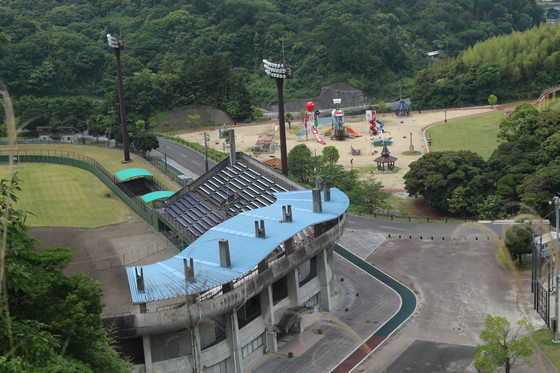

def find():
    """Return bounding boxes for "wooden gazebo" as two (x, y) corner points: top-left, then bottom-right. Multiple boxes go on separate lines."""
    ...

(374, 145), (398, 171)
(394, 99), (411, 117)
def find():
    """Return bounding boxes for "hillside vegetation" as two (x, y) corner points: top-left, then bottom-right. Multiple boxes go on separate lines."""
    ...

(0, 0), (544, 116)
(405, 104), (560, 218)
(413, 23), (560, 108)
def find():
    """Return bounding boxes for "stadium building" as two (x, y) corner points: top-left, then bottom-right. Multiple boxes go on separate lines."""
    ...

(105, 131), (350, 373)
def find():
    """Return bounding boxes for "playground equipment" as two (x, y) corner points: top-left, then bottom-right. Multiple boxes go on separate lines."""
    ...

(303, 101), (326, 145)
(366, 110), (393, 146)
(331, 97), (347, 140)
(328, 95), (362, 140)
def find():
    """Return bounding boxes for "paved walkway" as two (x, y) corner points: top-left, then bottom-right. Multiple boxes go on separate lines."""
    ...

(356, 237), (557, 373)
(249, 233), (404, 373)
(251, 227), (558, 373)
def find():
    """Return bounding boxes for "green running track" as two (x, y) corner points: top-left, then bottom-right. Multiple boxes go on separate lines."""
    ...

(332, 244), (417, 373)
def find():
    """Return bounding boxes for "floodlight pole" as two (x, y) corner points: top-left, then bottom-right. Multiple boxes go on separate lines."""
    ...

(276, 78), (288, 176)
(107, 34), (131, 163)
(263, 59), (292, 176)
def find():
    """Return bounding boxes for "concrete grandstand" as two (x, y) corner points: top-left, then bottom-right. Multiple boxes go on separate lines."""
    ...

(104, 130), (350, 373)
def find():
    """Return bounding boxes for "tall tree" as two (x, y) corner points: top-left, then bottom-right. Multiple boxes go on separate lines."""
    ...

(346, 177), (390, 214)
(133, 133), (159, 156)
(322, 146), (340, 165)
(404, 150), (487, 214)
(498, 103), (550, 144)
(474, 315), (535, 373)
(504, 225), (532, 265)
(287, 144), (316, 184)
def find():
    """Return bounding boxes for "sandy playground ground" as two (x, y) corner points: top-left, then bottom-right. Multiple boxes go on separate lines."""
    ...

(177, 107), (495, 191)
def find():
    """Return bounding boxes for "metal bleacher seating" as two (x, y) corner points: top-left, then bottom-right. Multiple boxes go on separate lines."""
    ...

(161, 159), (292, 241)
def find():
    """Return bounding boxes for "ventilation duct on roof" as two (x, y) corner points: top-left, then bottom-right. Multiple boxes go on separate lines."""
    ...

(255, 220), (266, 238)
(282, 205), (293, 222)
(135, 267), (145, 292)
(184, 258), (196, 282)
(323, 183), (331, 202)
(219, 239), (231, 268)
(312, 189), (322, 213)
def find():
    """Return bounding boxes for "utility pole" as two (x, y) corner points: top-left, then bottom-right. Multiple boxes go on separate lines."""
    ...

(163, 140), (168, 170)
(107, 34), (131, 162)
(263, 59), (292, 176)
(204, 132), (209, 172)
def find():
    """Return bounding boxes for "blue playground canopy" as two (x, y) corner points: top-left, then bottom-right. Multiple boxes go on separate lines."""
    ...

(114, 168), (154, 182)
(141, 191), (175, 203)
(394, 99), (411, 111)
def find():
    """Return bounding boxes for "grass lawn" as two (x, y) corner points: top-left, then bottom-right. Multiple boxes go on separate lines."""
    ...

(540, 96), (560, 111)
(0, 163), (135, 227)
(533, 329), (560, 370)
(9, 144), (178, 191)
(495, 246), (532, 274)
(426, 111), (504, 160)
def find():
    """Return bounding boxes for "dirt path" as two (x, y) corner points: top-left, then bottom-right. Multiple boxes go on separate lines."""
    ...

(30, 217), (178, 316)
(176, 107), (495, 191)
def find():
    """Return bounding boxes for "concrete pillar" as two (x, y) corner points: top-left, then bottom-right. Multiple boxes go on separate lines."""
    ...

(142, 335), (153, 373)
(259, 285), (278, 353)
(191, 325), (202, 372)
(287, 269), (300, 305)
(284, 237), (294, 255)
(327, 246), (335, 295)
(317, 248), (333, 311)
(312, 188), (322, 213)
(225, 311), (244, 372)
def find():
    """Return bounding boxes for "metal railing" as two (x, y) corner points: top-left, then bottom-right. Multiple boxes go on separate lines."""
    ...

(0, 148), (153, 221)
(161, 135), (227, 163)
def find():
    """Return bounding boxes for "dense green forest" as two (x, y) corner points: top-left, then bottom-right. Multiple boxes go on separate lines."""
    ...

(0, 0), (544, 128)
(404, 103), (560, 219)
(413, 23), (560, 108)
(0, 177), (131, 372)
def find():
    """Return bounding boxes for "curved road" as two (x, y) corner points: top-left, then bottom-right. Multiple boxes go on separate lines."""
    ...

(159, 139), (524, 239)
(155, 137), (217, 179)
(347, 214), (518, 240)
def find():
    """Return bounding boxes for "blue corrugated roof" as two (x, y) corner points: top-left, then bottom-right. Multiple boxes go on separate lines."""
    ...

(127, 189), (349, 303)
(114, 168), (154, 181)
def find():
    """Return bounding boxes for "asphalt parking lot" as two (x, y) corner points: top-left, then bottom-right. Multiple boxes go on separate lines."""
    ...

(355, 234), (556, 373)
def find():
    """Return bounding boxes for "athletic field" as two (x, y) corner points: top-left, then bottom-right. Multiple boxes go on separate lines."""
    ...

(0, 163), (135, 227)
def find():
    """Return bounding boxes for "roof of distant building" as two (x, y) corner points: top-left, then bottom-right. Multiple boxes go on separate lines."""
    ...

(37, 126), (81, 136)
(263, 158), (282, 170)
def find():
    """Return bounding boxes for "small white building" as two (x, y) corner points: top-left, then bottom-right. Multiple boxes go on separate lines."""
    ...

(37, 126), (82, 143)
(427, 50), (440, 59)
(535, 231), (558, 259)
